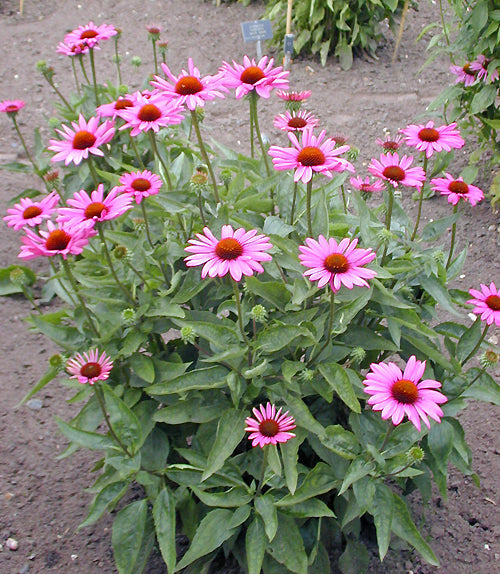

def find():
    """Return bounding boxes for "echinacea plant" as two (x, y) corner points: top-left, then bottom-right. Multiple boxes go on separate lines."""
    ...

(1, 20), (500, 574)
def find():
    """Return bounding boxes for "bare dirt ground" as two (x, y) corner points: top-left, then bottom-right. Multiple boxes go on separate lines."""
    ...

(0, 1), (499, 573)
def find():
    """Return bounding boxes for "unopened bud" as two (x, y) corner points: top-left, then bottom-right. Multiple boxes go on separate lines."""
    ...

(181, 325), (196, 344)
(407, 446), (424, 464)
(350, 346), (366, 363)
(300, 369), (315, 383)
(131, 56), (142, 67)
(36, 60), (49, 73)
(9, 267), (26, 285)
(121, 308), (137, 326)
(113, 245), (129, 260)
(432, 250), (445, 264)
(377, 227), (394, 245)
(220, 168), (232, 187)
(49, 353), (64, 370)
(132, 217), (146, 232)
(158, 41), (169, 55)
(480, 350), (499, 369)
(250, 304), (267, 323)
(190, 166), (208, 186)
(45, 170), (59, 182)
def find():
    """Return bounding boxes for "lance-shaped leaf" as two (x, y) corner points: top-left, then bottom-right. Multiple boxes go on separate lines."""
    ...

(153, 487), (176, 574)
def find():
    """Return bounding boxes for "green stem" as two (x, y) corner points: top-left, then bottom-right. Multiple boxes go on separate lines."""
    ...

(22, 285), (41, 313)
(306, 179), (313, 237)
(78, 55), (91, 84)
(255, 446), (269, 497)
(124, 259), (152, 289)
(438, 0), (451, 49)
(445, 204), (459, 269)
(339, 184), (348, 214)
(94, 385), (133, 457)
(49, 259), (77, 306)
(410, 155), (428, 241)
(71, 57), (81, 95)
(190, 110), (220, 203)
(141, 201), (156, 249)
(89, 47), (100, 105)
(290, 181), (298, 225)
(129, 134), (145, 169)
(463, 323), (489, 365)
(152, 39), (159, 75)
(197, 190), (207, 226)
(11, 116), (45, 184)
(148, 131), (173, 191)
(308, 291), (335, 365)
(231, 278), (250, 344)
(98, 226), (135, 305)
(250, 94), (272, 208)
(87, 156), (100, 188)
(114, 36), (122, 85)
(380, 424), (395, 452)
(249, 98), (255, 159)
(61, 257), (100, 337)
(380, 186), (395, 266)
(46, 77), (74, 113)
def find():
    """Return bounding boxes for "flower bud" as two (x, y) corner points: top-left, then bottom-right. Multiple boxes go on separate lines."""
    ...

(131, 56), (142, 67)
(181, 325), (196, 344)
(121, 308), (137, 326)
(480, 349), (499, 369)
(190, 166), (209, 186)
(9, 267), (26, 285)
(49, 353), (64, 370)
(113, 245), (129, 260)
(250, 304), (268, 323)
(377, 227), (394, 245)
(350, 346), (366, 363)
(300, 369), (315, 383)
(407, 446), (425, 464)
(220, 168), (232, 187)
(36, 60), (49, 73)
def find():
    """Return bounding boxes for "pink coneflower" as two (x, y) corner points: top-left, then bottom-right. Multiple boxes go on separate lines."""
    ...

(276, 89), (311, 102)
(146, 24), (162, 36)
(64, 21), (117, 49)
(184, 225), (273, 282)
(4, 191), (60, 230)
(349, 176), (385, 193)
(469, 55), (499, 83)
(56, 40), (89, 57)
(116, 170), (163, 204)
(368, 153), (425, 189)
(0, 100), (25, 115)
(363, 356), (447, 432)
(67, 349), (113, 385)
(450, 63), (476, 86)
(430, 173), (484, 206)
(467, 282), (500, 326)
(96, 96), (135, 118)
(117, 92), (184, 136)
(269, 129), (354, 184)
(400, 120), (465, 158)
(220, 56), (289, 99)
(376, 134), (403, 152)
(299, 235), (377, 293)
(245, 403), (296, 448)
(48, 114), (115, 166)
(150, 58), (227, 110)
(57, 184), (133, 228)
(18, 220), (96, 260)
(273, 110), (319, 132)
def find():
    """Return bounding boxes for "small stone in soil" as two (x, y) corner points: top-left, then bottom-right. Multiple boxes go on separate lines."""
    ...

(26, 399), (43, 410)
(6, 537), (19, 550)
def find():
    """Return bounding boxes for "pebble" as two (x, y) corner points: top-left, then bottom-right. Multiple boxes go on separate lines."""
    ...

(6, 537), (19, 551)
(26, 399), (43, 411)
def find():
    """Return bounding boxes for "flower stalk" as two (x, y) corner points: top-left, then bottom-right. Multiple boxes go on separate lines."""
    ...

(190, 109), (220, 203)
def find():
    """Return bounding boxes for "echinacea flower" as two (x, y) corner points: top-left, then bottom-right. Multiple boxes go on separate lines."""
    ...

(184, 225), (272, 281)
(56, 40), (89, 57)
(467, 282), (500, 326)
(220, 55), (289, 99)
(469, 55), (499, 83)
(150, 58), (227, 110)
(57, 184), (133, 228)
(48, 114), (115, 166)
(349, 176), (385, 193)
(96, 96), (135, 118)
(269, 128), (354, 184)
(368, 153), (425, 189)
(0, 100), (25, 115)
(450, 63), (476, 86)
(117, 92), (184, 136)
(430, 173), (484, 206)
(116, 170), (163, 204)
(245, 403), (296, 448)
(64, 21), (117, 50)
(18, 220), (96, 260)
(298, 235), (377, 293)
(400, 120), (464, 158)
(4, 191), (59, 230)
(273, 110), (319, 132)
(67, 349), (113, 385)
(375, 133), (403, 152)
(363, 355), (447, 432)
(276, 89), (311, 102)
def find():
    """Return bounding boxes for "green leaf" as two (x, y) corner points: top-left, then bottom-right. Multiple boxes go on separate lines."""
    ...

(28, 312), (86, 351)
(0, 265), (36, 295)
(371, 483), (393, 561)
(17, 364), (60, 407)
(245, 276), (291, 311)
(403, 333), (456, 373)
(471, 84), (497, 114)
(153, 487), (177, 574)
(56, 417), (115, 451)
(263, 215), (295, 237)
(427, 419), (454, 474)
(256, 494), (278, 542)
(267, 513), (308, 574)
(112, 499), (148, 574)
(339, 457), (375, 495)
(462, 370), (500, 406)
(154, 394), (230, 424)
(336, 41), (353, 70)
(280, 437), (300, 494)
(258, 323), (312, 353)
(284, 394), (325, 438)
(202, 408), (247, 480)
(417, 273), (461, 317)
(312, 188), (329, 236)
(391, 493), (439, 566)
(177, 320), (240, 347)
(421, 213), (460, 242)
(246, 517), (267, 574)
(320, 425), (360, 459)
(277, 463), (337, 507)
(192, 487), (252, 508)
(79, 481), (129, 529)
(281, 498), (335, 518)
(130, 353), (156, 384)
(102, 384), (143, 453)
(144, 299), (185, 318)
(456, 318), (483, 363)
(318, 363), (361, 413)
(146, 365), (229, 395)
(175, 508), (237, 570)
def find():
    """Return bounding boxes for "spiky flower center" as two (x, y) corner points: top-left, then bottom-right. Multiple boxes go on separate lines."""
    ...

(382, 165), (405, 181)
(84, 201), (106, 219)
(259, 419), (280, 437)
(73, 130), (97, 150)
(485, 294), (500, 311)
(114, 99), (133, 110)
(45, 229), (71, 251)
(297, 146), (325, 166)
(240, 66), (265, 85)
(175, 76), (203, 95)
(215, 237), (243, 260)
(23, 206), (42, 219)
(288, 117), (307, 129)
(418, 127), (440, 142)
(449, 180), (469, 194)
(463, 63), (474, 75)
(382, 140), (400, 150)
(5, 104), (19, 112)
(80, 361), (102, 378)
(324, 253), (349, 274)
(360, 184), (372, 192)
(131, 178), (152, 192)
(392, 379), (419, 404)
(138, 104), (162, 122)
(81, 30), (98, 40)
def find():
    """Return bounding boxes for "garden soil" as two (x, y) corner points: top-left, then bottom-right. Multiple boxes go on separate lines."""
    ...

(0, 1), (499, 573)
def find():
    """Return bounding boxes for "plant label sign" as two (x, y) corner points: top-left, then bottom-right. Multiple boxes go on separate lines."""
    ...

(240, 20), (273, 44)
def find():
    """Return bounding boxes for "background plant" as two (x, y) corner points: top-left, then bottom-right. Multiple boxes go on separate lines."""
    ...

(1, 18), (499, 574)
